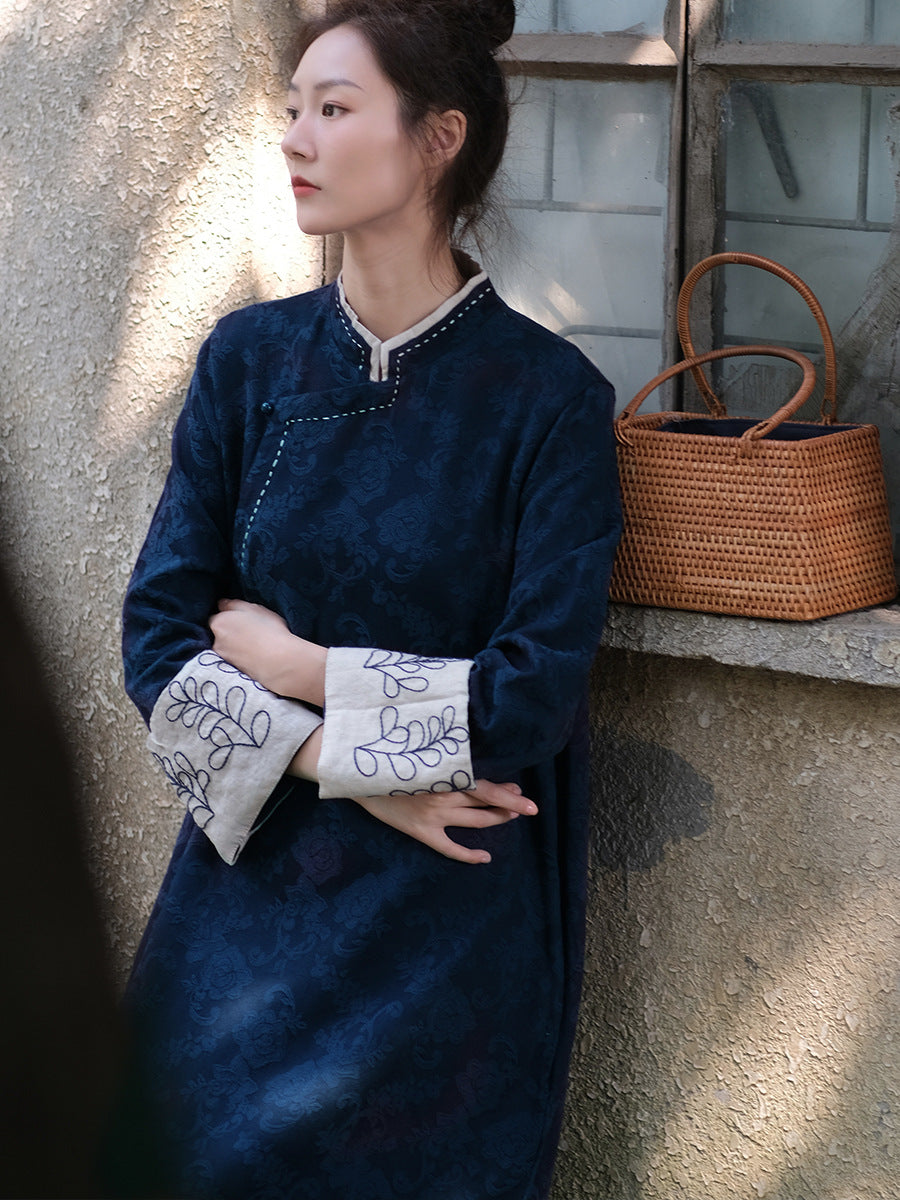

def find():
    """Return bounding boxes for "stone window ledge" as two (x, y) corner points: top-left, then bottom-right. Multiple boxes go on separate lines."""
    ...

(600, 601), (900, 690)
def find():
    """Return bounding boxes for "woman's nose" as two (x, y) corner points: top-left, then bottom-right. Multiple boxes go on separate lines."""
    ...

(281, 116), (313, 160)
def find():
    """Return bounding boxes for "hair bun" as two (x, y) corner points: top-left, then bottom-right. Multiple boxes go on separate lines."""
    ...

(434, 0), (514, 51)
(475, 0), (516, 50)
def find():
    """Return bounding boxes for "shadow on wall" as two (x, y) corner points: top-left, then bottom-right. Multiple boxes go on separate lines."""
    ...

(0, 556), (122, 1199)
(590, 723), (715, 872)
(566, 652), (900, 1200)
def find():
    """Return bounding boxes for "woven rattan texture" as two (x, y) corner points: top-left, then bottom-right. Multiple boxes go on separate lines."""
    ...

(610, 253), (897, 621)
(611, 414), (897, 620)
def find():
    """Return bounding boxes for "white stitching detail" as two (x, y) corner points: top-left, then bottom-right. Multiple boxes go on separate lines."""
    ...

(334, 293), (369, 370)
(240, 400), (394, 569)
(240, 428), (290, 568)
(386, 286), (489, 392)
(242, 284), (490, 569)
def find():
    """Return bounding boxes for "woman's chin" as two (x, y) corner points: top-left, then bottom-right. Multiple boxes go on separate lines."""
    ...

(295, 211), (339, 238)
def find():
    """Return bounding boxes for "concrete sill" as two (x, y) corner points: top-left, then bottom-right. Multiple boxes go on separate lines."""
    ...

(601, 601), (900, 690)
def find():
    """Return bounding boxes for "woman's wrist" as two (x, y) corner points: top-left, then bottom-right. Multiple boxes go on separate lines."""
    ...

(210, 600), (328, 704)
(287, 723), (323, 781)
(274, 637), (327, 706)
(293, 639), (327, 707)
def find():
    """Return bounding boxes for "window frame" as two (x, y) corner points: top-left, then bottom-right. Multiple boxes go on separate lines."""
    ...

(684, 0), (900, 366)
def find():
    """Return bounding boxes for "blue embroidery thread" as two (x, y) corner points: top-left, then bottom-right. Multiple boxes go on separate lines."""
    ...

(362, 649), (448, 698)
(152, 750), (215, 828)
(164, 672), (271, 771)
(353, 704), (469, 783)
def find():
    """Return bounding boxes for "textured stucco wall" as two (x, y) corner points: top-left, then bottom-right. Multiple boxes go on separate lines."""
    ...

(0, 0), (323, 965)
(554, 649), (899, 1199)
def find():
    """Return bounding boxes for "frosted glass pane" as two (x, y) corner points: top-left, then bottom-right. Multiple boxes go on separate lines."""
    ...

(725, 84), (863, 222)
(491, 210), (666, 410)
(874, 2), (900, 45)
(722, 84), (900, 341)
(497, 210), (664, 332)
(567, 334), (666, 411)
(503, 78), (553, 201)
(724, 84), (899, 230)
(515, 0), (553, 33)
(725, 0), (864, 44)
(506, 78), (671, 208)
(721, 222), (889, 346)
(554, 81), (669, 208)
(494, 78), (672, 410)
(515, 0), (666, 36)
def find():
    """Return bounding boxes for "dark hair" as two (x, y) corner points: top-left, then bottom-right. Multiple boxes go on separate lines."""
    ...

(293, 0), (515, 248)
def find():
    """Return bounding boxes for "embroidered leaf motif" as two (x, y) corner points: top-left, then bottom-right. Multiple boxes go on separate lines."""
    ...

(251, 709), (271, 746)
(363, 650), (448, 699)
(354, 704), (469, 782)
(389, 769), (476, 796)
(152, 751), (215, 828)
(164, 674), (271, 771)
(198, 650), (269, 693)
(225, 685), (247, 725)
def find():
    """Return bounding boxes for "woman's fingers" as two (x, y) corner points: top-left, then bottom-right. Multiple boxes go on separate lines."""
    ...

(215, 598), (289, 629)
(449, 803), (518, 828)
(464, 779), (538, 817)
(430, 832), (493, 866)
(353, 784), (537, 864)
(217, 597), (253, 613)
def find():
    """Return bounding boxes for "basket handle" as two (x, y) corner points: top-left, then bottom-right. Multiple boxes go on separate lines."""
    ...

(676, 251), (837, 424)
(615, 344), (817, 448)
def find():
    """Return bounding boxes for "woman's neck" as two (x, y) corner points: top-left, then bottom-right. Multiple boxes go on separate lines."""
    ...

(340, 231), (465, 342)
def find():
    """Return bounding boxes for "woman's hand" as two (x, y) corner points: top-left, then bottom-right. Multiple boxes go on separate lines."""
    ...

(209, 599), (327, 706)
(352, 780), (538, 865)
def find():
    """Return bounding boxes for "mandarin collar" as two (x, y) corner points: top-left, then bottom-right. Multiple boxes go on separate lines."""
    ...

(327, 269), (495, 382)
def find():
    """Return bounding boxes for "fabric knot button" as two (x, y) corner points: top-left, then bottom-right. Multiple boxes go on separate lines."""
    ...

(260, 402), (274, 416)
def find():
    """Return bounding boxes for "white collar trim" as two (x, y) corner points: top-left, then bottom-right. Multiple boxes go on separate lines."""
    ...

(337, 270), (489, 382)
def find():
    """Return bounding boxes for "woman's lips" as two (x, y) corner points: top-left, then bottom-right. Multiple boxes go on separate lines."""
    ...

(291, 176), (320, 196)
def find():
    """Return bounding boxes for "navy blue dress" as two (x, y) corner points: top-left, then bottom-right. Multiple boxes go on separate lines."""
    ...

(122, 275), (620, 1200)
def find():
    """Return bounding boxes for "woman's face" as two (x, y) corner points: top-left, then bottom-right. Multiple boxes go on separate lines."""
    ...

(281, 24), (432, 241)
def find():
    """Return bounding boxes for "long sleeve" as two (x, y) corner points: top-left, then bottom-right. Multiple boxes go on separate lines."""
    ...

(123, 334), (235, 721)
(123, 331), (322, 863)
(467, 379), (620, 778)
(316, 378), (620, 797)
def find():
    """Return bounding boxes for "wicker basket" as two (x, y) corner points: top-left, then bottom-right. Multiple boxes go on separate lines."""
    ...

(609, 253), (897, 621)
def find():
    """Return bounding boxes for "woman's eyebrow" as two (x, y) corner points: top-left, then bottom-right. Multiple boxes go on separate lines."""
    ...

(288, 78), (365, 94)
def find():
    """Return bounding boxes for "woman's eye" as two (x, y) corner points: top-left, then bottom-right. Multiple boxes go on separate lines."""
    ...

(321, 102), (342, 118)
(285, 107), (299, 123)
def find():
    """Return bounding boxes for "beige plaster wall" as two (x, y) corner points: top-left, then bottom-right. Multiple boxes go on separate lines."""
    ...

(554, 649), (899, 1199)
(0, 0), (323, 964)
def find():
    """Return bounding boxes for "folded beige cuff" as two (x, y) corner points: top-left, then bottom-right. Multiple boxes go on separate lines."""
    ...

(317, 647), (475, 799)
(148, 651), (323, 865)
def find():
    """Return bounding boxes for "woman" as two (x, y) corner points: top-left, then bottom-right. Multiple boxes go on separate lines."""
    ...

(121, 1), (621, 1197)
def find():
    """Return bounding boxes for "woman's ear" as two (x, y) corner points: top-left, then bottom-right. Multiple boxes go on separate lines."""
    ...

(426, 109), (467, 165)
